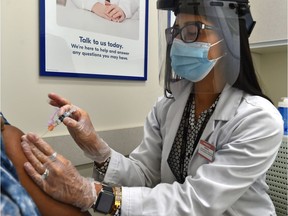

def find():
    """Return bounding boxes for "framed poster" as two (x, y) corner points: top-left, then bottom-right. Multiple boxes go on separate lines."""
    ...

(39, 0), (148, 80)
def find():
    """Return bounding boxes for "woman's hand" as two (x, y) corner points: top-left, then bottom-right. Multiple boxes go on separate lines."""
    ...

(21, 133), (97, 211)
(48, 92), (71, 108)
(106, 4), (126, 22)
(48, 93), (111, 163)
(91, 2), (113, 21)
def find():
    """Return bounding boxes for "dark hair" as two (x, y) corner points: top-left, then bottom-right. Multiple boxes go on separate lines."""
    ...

(164, 44), (174, 98)
(232, 19), (272, 103)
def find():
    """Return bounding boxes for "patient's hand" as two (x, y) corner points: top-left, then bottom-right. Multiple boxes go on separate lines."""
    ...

(91, 2), (112, 21)
(106, 4), (126, 22)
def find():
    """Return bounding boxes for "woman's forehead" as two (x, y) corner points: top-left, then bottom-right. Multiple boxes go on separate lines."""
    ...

(176, 13), (212, 25)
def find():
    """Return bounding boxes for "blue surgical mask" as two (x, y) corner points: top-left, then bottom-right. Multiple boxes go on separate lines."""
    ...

(170, 38), (223, 82)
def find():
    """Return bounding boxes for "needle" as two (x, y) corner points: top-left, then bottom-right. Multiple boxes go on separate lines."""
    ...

(40, 108), (76, 137)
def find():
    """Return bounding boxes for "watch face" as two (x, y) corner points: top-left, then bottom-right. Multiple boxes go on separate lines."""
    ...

(95, 192), (114, 214)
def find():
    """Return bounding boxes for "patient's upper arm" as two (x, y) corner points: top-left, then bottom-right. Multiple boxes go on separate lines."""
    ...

(2, 124), (91, 216)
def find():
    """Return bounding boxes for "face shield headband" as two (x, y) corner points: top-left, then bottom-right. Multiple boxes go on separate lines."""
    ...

(157, 0), (255, 36)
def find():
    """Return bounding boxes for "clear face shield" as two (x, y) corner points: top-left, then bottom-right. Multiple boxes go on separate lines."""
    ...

(158, 0), (242, 94)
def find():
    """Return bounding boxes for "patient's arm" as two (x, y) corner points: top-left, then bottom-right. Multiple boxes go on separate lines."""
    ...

(2, 123), (91, 216)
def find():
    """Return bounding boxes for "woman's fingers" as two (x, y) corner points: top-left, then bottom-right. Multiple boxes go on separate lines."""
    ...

(21, 141), (46, 174)
(105, 5), (125, 22)
(23, 162), (45, 188)
(25, 133), (55, 156)
(21, 133), (59, 173)
(62, 117), (78, 128)
(57, 104), (80, 120)
(48, 93), (71, 107)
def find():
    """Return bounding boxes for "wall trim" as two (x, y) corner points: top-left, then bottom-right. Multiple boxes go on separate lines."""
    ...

(44, 126), (143, 166)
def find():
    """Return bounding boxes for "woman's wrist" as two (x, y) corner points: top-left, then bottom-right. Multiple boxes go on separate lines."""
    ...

(92, 183), (122, 216)
(81, 181), (101, 212)
(94, 181), (103, 195)
(79, 179), (99, 212)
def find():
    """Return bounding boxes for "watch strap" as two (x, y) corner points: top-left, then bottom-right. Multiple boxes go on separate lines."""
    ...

(93, 184), (115, 214)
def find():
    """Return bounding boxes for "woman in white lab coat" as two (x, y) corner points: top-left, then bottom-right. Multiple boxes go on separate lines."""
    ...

(71, 0), (139, 22)
(21, 0), (283, 215)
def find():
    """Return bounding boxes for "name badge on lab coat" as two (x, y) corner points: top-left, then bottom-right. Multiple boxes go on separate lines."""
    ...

(198, 140), (215, 162)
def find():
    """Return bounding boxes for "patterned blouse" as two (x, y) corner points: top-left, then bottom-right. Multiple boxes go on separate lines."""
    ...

(167, 93), (219, 183)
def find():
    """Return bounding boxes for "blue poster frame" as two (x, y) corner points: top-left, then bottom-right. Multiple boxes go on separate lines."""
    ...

(39, 0), (148, 81)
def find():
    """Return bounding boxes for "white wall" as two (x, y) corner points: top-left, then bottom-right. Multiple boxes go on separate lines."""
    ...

(249, 0), (288, 104)
(260, 50), (287, 103)
(252, 48), (288, 105)
(249, 0), (288, 44)
(1, 1), (163, 136)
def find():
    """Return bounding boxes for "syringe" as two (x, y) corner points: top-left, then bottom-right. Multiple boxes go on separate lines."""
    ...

(40, 107), (77, 138)
(47, 108), (76, 131)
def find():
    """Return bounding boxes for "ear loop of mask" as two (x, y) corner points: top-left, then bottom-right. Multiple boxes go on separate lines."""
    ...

(209, 39), (227, 61)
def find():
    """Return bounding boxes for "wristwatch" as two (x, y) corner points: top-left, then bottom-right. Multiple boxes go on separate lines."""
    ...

(93, 185), (115, 214)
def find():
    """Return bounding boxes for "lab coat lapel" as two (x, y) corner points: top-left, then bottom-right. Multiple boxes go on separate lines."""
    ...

(197, 85), (243, 144)
(162, 80), (192, 164)
(188, 86), (244, 175)
(213, 85), (243, 122)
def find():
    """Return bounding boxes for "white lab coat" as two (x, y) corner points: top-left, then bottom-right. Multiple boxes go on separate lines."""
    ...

(71, 0), (139, 19)
(94, 80), (283, 216)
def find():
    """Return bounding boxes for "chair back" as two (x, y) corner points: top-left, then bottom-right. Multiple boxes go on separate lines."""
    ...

(266, 137), (288, 216)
